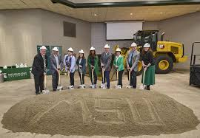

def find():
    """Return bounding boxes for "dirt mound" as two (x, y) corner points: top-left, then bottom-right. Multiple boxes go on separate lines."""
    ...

(2, 89), (199, 137)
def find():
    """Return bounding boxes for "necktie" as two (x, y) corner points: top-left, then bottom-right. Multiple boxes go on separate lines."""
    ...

(129, 53), (133, 64)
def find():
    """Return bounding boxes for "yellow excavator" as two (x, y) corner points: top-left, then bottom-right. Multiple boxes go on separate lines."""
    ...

(114, 30), (187, 75)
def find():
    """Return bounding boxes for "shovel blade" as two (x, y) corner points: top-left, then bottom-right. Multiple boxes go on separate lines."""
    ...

(126, 85), (132, 89)
(79, 86), (85, 89)
(139, 85), (146, 90)
(42, 90), (50, 94)
(57, 86), (63, 91)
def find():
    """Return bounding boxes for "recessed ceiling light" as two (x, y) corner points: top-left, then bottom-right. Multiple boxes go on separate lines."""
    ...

(130, 13), (133, 16)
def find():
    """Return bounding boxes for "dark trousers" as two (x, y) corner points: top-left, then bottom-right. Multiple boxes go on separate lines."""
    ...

(34, 74), (44, 94)
(128, 70), (137, 88)
(79, 72), (85, 85)
(90, 70), (97, 85)
(102, 71), (110, 89)
(52, 71), (59, 91)
(117, 70), (124, 87)
(70, 72), (75, 86)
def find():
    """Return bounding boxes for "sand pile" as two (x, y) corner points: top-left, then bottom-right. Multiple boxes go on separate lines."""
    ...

(2, 89), (199, 137)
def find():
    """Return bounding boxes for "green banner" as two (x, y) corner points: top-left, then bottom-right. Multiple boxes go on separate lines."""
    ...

(2, 67), (31, 81)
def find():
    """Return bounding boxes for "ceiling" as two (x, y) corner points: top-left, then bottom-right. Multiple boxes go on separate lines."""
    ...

(0, 0), (200, 22)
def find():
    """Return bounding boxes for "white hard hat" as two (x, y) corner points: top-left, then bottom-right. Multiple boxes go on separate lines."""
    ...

(52, 47), (59, 52)
(79, 49), (84, 54)
(115, 48), (121, 52)
(40, 46), (47, 50)
(68, 47), (73, 52)
(144, 43), (151, 48)
(104, 44), (110, 49)
(131, 42), (137, 47)
(90, 47), (95, 50)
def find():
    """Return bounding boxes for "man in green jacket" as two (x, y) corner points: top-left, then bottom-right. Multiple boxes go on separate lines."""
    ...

(113, 48), (124, 89)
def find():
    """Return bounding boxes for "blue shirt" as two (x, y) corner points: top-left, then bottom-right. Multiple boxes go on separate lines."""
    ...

(64, 55), (76, 73)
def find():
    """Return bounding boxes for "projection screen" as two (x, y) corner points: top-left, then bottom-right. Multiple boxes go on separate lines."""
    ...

(106, 21), (143, 40)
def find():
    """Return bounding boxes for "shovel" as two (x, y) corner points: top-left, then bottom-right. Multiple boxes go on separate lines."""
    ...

(140, 68), (146, 90)
(66, 69), (73, 89)
(115, 70), (121, 89)
(91, 68), (96, 89)
(79, 68), (85, 89)
(126, 69), (132, 89)
(57, 70), (63, 91)
(42, 73), (50, 94)
(100, 68), (106, 89)
(64, 68), (71, 89)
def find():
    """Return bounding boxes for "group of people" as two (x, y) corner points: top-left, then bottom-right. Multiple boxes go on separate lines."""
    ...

(32, 42), (155, 95)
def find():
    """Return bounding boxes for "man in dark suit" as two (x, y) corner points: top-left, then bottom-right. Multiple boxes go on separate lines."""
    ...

(50, 47), (62, 91)
(100, 44), (112, 89)
(32, 46), (48, 95)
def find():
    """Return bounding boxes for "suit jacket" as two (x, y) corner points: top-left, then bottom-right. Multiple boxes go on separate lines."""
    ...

(32, 53), (48, 76)
(76, 58), (86, 74)
(126, 50), (140, 72)
(100, 52), (112, 71)
(50, 54), (62, 74)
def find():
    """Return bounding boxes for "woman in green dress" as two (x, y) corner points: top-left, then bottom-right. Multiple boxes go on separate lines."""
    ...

(113, 48), (124, 89)
(141, 43), (155, 90)
(87, 47), (99, 89)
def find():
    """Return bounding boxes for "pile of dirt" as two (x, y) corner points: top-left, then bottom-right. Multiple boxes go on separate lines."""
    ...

(2, 89), (199, 137)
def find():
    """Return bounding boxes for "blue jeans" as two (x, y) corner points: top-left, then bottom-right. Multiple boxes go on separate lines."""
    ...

(102, 71), (110, 89)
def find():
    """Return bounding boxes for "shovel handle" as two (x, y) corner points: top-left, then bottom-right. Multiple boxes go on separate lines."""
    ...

(91, 69), (94, 85)
(44, 74), (47, 89)
(58, 70), (61, 85)
(143, 69), (146, 85)
(67, 70), (70, 77)
(102, 69), (105, 83)
(116, 71), (119, 85)
(80, 72), (83, 85)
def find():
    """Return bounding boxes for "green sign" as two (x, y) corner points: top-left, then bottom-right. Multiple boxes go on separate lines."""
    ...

(2, 67), (31, 81)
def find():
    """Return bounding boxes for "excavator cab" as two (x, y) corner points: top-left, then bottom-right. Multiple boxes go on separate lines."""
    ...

(133, 30), (159, 51)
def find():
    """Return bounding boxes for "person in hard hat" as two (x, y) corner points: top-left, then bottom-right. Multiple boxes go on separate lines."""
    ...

(87, 47), (99, 88)
(100, 44), (112, 89)
(63, 47), (76, 89)
(113, 48), (124, 89)
(50, 47), (62, 91)
(126, 42), (140, 89)
(141, 43), (155, 90)
(76, 49), (86, 88)
(32, 46), (48, 95)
